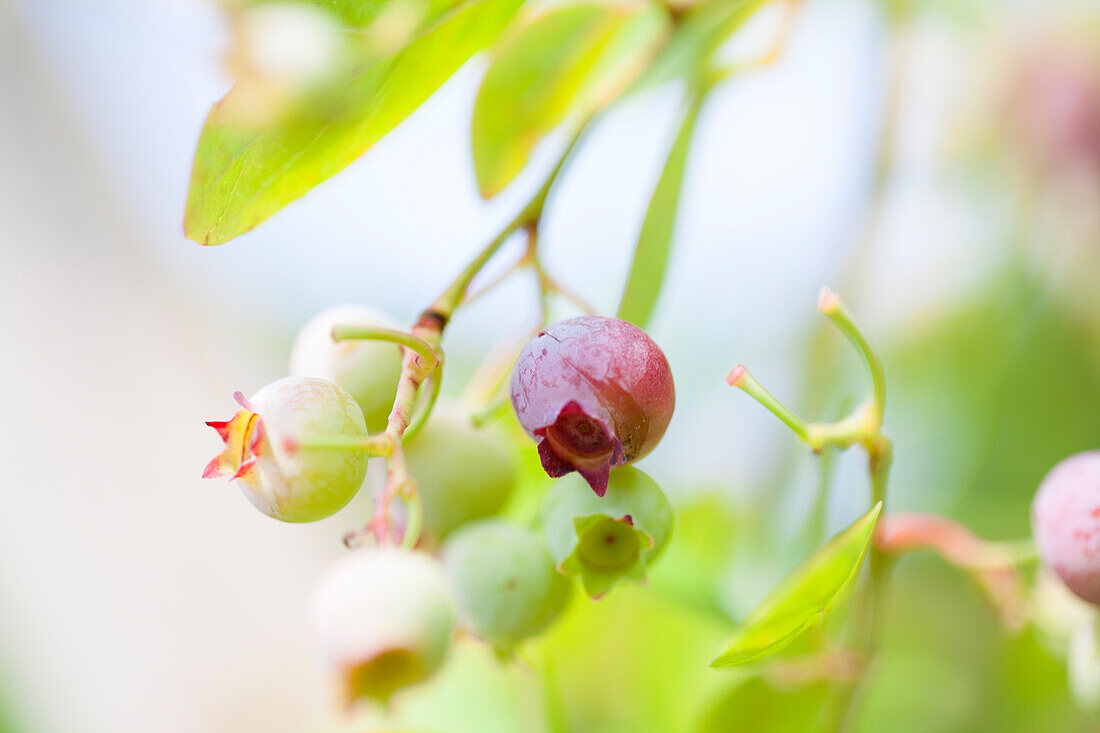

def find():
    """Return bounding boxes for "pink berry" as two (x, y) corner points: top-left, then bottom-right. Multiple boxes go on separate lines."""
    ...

(1032, 451), (1100, 605)
(510, 316), (675, 496)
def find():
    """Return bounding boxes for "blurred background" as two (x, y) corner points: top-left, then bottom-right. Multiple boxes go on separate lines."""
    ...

(2, 0), (1100, 730)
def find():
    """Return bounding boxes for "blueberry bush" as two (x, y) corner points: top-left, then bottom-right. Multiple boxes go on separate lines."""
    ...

(189, 1), (1100, 730)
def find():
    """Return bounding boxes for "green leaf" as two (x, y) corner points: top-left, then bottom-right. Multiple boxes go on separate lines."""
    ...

(696, 676), (832, 733)
(185, 0), (523, 245)
(616, 89), (702, 327)
(710, 501), (882, 668)
(471, 1), (671, 198)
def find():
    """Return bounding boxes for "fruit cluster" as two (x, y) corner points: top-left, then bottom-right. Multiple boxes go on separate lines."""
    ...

(205, 311), (675, 701)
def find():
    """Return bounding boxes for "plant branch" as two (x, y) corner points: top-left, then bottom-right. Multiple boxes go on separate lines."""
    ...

(727, 290), (895, 732)
(343, 119), (591, 550)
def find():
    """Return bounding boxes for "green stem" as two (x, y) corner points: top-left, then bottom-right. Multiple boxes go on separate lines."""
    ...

(818, 289), (887, 425)
(293, 434), (392, 456)
(400, 487), (422, 551)
(402, 364), (443, 443)
(471, 394), (512, 427)
(331, 325), (438, 367)
(727, 365), (811, 442)
(829, 437), (893, 732)
(431, 122), (590, 318)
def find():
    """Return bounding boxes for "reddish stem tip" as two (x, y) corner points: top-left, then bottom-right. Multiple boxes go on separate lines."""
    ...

(726, 365), (747, 387)
(817, 287), (839, 314)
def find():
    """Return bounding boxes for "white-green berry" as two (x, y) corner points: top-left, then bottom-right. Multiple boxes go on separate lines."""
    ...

(204, 376), (368, 522)
(311, 548), (455, 703)
(289, 305), (403, 432)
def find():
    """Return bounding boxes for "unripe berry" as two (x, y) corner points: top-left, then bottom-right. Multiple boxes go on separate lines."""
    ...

(204, 376), (368, 522)
(1032, 451), (1100, 605)
(311, 548), (455, 703)
(510, 316), (675, 496)
(289, 305), (403, 432)
(1069, 619), (1100, 716)
(442, 520), (570, 651)
(402, 404), (517, 543)
(542, 466), (673, 598)
(1032, 568), (1097, 653)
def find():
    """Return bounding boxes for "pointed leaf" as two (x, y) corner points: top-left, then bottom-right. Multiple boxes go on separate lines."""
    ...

(616, 89), (702, 327)
(710, 502), (882, 668)
(472, 1), (671, 198)
(186, 0), (523, 245)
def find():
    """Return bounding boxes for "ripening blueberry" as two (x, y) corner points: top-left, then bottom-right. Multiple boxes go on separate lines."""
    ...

(542, 466), (673, 598)
(204, 376), (368, 522)
(289, 305), (403, 432)
(402, 403), (517, 543)
(510, 316), (675, 496)
(1032, 451), (1100, 605)
(442, 520), (570, 651)
(311, 548), (455, 704)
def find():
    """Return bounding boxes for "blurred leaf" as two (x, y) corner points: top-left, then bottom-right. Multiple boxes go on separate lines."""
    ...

(710, 502), (882, 668)
(695, 676), (831, 733)
(648, 492), (742, 620)
(225, 0), (463, 29)
(534, 587), (732, 733)
(472, 1), (671, 198)
(617, 89), (702, 327)
(186, 0), (523, 245)
(633, 0), (769, 90)
(851, 558), (1093, 733)
(885, 270), (1100, 539)
(225, 0), (391, 27)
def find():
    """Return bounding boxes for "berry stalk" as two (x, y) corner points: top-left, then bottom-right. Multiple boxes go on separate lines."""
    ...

(345, 120), (591, 548)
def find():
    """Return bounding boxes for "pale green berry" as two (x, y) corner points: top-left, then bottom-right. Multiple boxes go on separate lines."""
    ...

(442, 520), (570, 651)
(403, 403), (517, 543)
(204, 376), (368, 522)
(289, 305), (403, 432)
(1070, 618), (1100, 716)
(541, 466), (673, 598)
(311, 548), (455, 703)
(1032, 568), (1097, 656)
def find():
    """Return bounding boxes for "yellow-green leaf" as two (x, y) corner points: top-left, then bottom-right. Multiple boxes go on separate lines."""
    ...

(616, 89), (702, 328)
(472, 1), (671, 198)
(710, 502), (882, 668)
(185, 0), (522, 245)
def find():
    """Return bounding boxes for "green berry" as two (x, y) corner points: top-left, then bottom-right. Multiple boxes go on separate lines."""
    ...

(542, 466), (673, 598)
(403, 403), (517, 542)
(311, 548), (455, 703)
(442, 520), (570, 651)
(289, 305), (403, 432)
(1070, 618), (1100, 716)
(204, 377), (368, 522)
